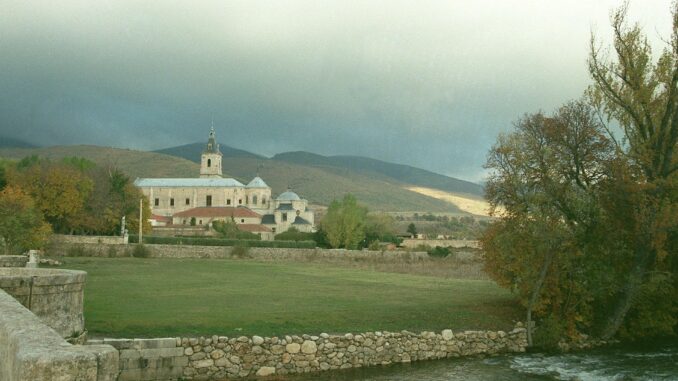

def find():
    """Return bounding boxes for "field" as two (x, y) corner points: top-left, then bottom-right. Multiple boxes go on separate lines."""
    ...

(63, 257), (520, 338)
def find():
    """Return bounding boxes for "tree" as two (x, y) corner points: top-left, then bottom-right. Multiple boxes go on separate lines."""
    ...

(319, 194), (368, 249)
(407, 223), (418, 237)
(588, 2), (678, 339)
(0, 186), (51, 254)
(483, 100), (613, 345)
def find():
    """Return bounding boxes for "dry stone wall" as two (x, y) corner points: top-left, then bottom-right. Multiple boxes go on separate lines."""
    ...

(176, 327), (527, 379)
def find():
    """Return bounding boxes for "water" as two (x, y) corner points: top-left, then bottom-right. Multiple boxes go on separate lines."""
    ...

(282, 344), (678, 381)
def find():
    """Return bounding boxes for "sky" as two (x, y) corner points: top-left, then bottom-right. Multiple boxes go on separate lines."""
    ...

(0, 1), (674, 182)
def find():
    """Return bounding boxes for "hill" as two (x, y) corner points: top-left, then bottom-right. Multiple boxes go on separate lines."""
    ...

(0, 145), (462, 213)
(0, 145), (199, 179)
(154, 143), (264, 161)
(272, 151), (484, 197)
(0, 136), (37, 148)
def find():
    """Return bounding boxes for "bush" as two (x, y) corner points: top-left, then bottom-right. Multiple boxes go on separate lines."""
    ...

(132, 244), (150, 258)
(231, 242), (250, 258)
(533, 315), (566, 351)
(274, 228), (315, 242)
(128, 235), (316, 249)
(427, 246), (451, 258)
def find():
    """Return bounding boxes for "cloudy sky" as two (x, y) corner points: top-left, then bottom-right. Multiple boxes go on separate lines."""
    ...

(0, 1), (673, 181)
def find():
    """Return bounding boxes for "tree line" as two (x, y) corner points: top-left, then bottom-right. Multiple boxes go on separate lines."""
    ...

(481, 3), (677, 344)
(0, 155), (151, 254)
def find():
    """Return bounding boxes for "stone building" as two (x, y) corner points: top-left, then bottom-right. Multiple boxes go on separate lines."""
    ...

(134, 128), (314, 239)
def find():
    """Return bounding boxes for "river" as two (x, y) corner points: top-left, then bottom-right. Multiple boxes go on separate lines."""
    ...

(283, 344), (678, 381)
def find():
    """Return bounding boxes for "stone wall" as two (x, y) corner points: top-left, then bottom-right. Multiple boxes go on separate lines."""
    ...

(176, 327), (527, 379)
(0, 268), (86, 338)
(51, 234), (126, 245)
(87, 338), (187, 381)
(48, 241), (430, 262)
(401, 238), (481, 249)
(0, 288), (118, 381)
(0, 255), (28, 268)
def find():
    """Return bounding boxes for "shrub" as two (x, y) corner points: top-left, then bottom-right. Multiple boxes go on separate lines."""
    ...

(533, 315), (566, 351)
(428, 246), (451, 258)
(230, 242), (250, 259)
(132, 244), (150, 258)
(274, 228), (315, 242)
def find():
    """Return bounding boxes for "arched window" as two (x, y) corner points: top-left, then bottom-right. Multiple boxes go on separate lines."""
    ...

(253, 195), (258, 205)
(207, 159), (211, 167)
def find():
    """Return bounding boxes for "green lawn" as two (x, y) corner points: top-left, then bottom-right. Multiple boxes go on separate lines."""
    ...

(63, 257), (520, 338)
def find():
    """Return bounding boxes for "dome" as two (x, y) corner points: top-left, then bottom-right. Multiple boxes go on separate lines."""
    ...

(276, 190), (301, 201)
(246, 176), (269, 188)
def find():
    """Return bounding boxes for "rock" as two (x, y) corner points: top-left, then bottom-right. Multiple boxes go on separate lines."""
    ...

(442, 329), (454, 340)
(252, 336), (264, 345)
(256, 366), (276, 376)
(193, 359), (214, 368)
(286, 343), (301, 354)
(271, 345), (284, 354)
(184, 347), (194, 356)
(301, 340), (317, 354)
(211, 349), (225, 359)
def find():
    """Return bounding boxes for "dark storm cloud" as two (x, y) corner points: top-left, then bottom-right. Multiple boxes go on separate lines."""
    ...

(0, 0), (672, 181)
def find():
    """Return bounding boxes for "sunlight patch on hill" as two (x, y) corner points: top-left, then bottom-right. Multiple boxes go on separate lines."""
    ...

(405, 186), (496, 217)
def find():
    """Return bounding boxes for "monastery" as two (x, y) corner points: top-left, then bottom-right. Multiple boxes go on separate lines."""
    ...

(134, 129), (315, 240)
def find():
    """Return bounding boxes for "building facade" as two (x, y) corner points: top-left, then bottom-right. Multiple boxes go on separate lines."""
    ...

(134, 128), (315, 239)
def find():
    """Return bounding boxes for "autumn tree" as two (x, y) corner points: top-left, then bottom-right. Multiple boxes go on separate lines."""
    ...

(588, 2), (678, 339)
(0, 186), (51, 254)
(319, 194), (368, 249)
(483, 100), (614, 345)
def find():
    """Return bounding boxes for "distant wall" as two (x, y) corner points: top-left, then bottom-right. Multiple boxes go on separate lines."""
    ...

(48, 242), (430, 262)
(0, 268), (86, 338)
(50, 235), (126, 245)
(0, 256), (28, 268)
(0, 288), (118, 381)
(401, 238), (481, 249)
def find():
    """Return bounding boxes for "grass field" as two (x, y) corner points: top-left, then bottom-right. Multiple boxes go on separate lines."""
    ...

(62, 257), (520, 338)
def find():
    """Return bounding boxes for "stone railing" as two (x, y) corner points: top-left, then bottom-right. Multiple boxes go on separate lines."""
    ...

(0, 288), (118, 381)
(0, 268), (86, 338)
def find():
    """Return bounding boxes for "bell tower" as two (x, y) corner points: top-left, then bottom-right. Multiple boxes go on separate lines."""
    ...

(200, 126), (223, 178)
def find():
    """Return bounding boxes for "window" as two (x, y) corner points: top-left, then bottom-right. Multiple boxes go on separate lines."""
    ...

(262, 197), (266, 205)
(206, 195), (212, 206)
(182, 219), (186, 225)
(253, 196), (258, 205)
(282, 213), (288, 222)
(226, 199), (231, 205)
(238, 199), (242, 205)
(154, 198), (159, 206)
(185, 198), (190, 205)
(199, 219), (203, 225)
(272, 227), (276, 233)
(246, 196), (249, 204)
(170, 198), (174, 207)
(207, 159), (211, 167)
(241, 219), (245, 223)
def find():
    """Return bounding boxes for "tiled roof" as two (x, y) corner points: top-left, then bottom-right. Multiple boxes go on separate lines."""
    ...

(292, 216), (311, 225)
(172, 207), (261, 219)
(237, 224), (272, 233)
(151, 214), (172, 223)
(261, 214), (276, 224)
(134, 178), (244, 188)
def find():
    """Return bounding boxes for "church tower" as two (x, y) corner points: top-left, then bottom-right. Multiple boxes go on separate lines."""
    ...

(200, 127), (223, 178)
